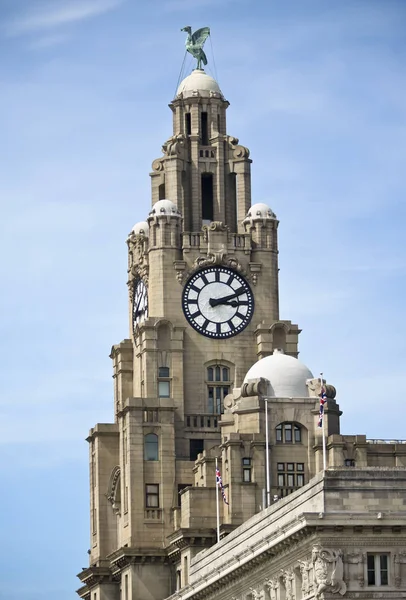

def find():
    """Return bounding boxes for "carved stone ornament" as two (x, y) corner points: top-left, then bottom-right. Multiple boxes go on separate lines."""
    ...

(178, 251), (249, 283)
(264, 578), (278, 600)
(281, 570), (295, 600)
(306, 378), (336, 399)
(312, 546), (347, 599)
(347, 551), (365, 588)
(298, 559), (312, 595)
(107, 466), (121, 516)
(151, 157), (165, 172)
(202, 221), (229, 239)
(128, 264), (149, 290)
(227, 135), (250, 159)
(249, 587), (264, 600)
(127, 232), (149, 279)
(161, 133), (186, 157)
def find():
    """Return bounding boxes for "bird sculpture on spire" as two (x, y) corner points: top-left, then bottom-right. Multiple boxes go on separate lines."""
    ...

(181, 26), (210, 70)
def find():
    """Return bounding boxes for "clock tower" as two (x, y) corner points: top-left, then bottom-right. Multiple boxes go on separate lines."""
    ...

(78, 67), (301, 600)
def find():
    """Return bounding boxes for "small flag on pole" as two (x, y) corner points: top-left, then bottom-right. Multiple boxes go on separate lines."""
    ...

(318, 381), (327, 427)
(216, 466), (229, 505)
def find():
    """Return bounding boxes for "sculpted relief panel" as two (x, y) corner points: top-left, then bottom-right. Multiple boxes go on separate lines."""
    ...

(312, 546), (346, 599)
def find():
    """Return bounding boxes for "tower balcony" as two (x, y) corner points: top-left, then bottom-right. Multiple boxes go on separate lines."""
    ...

(199, 146), (216, 160)
(185, 413), (221, 431)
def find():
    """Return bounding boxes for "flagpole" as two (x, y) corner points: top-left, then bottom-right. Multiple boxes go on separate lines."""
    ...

(320, 373), (327, 471)
(215, 457), (220, 543)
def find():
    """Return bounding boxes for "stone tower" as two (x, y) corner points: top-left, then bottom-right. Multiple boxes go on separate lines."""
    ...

(77, 68), (303, 600)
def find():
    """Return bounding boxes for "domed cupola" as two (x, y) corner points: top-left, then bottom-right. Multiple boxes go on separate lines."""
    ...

(147, 199), (182, 249)
(176, 69), (223, 100)
(243, 203), (278, 250)
(244, 349), (313, 398)
(130, 221), (149, 237)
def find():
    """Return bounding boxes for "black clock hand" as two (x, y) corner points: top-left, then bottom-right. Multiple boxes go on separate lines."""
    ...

(209, 287), (245, 307)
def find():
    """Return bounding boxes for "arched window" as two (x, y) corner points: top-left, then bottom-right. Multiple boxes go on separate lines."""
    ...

(144, 433), (159, 461)
(275, 422), (302, 443)
(206, 365), (231, 414)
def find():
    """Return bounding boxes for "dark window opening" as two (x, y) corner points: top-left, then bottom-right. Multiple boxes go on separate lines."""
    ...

(185, 113), (191, 135)
(158, 183), (166, 200)
(345, 458), (355, 467)
(201, 173), (214, 222)
(159, 366), (170, 377)
(190, 439), (204, 461)
(217, 113), (221, 133)
(201, 111), (208, 145)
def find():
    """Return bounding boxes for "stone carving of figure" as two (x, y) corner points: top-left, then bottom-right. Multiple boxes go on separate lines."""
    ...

(298, 560), (311, 595)
(312, 546), (347, 599)
(264, 578), (278, 600)
(281, 570), (294, 600)
(249, 587), (264, 600)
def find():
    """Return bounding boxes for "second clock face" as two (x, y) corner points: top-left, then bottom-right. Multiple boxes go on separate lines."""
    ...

(182, 266), (254, 339)
(132, 278), (148, 331)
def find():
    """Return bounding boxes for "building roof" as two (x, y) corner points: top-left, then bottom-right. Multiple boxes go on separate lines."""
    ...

(244, 350), (314, 398)
(176, 69), (223, 99)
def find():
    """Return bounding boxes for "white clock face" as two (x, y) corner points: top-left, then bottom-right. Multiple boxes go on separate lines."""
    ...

(132, 279), (148, 330)
(182, 267), (254, 339)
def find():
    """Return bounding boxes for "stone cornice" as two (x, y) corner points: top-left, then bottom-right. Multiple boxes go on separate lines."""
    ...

(108, 546), (169, 575)
(77, 566), (114, 588)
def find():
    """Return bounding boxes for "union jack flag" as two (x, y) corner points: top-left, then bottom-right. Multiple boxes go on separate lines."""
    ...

(216, 467), (229, 505)
(318, 382), (327, 427)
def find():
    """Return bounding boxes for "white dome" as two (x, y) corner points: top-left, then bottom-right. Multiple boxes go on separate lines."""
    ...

(177, 69), (223, 99)
(149, 199), (181, 218)
(131, 221), (149, 236)
(244, 351), (313, 398)
(245, 203), (276, 220)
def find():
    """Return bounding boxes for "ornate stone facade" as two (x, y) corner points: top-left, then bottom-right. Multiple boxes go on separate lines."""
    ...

(77, 67), (406, 600)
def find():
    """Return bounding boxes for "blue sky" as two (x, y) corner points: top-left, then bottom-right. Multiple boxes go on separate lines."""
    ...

(0, 1), (405, 598)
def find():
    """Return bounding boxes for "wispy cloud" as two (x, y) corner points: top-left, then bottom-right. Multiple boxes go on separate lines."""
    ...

(6, 0), (124, 36)
(29, 32), (71, 49)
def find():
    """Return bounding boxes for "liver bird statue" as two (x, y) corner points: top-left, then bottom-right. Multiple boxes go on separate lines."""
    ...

(181, 26), (210, 70)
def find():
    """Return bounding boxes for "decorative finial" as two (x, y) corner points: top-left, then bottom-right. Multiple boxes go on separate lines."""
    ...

(181, 26), (210, 70)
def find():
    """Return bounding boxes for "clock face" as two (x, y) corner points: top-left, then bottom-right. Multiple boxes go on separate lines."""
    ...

(132, 278), (148, 330)
(182, 267), (254, 339)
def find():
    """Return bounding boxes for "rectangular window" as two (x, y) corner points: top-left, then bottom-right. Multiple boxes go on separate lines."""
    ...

(143, 409), (158, 422)
(277, 462), (284, 471)
(294, 425), (301, 442)
(145, 484), (159, 508)
(276, 426), (282, 442)
(367, 553), (389, 586)
(297, 463), (304, 472)
(285, 423), (292, 442)
(242, 458), (252, 482)
(297, 474), (305, 487)
(201, 111), (208, 145)
(190, 439), (204, 461)
(158, 380), (170, 397)
(158, 366), (170, 377)
(201, 173), (214, 222)
(278, 474), (285, 487)
(287, 463), (294, 471)
(345, 458), (355, 467)
(287, 474), (294, 487)
(185, 113), (191, 135)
